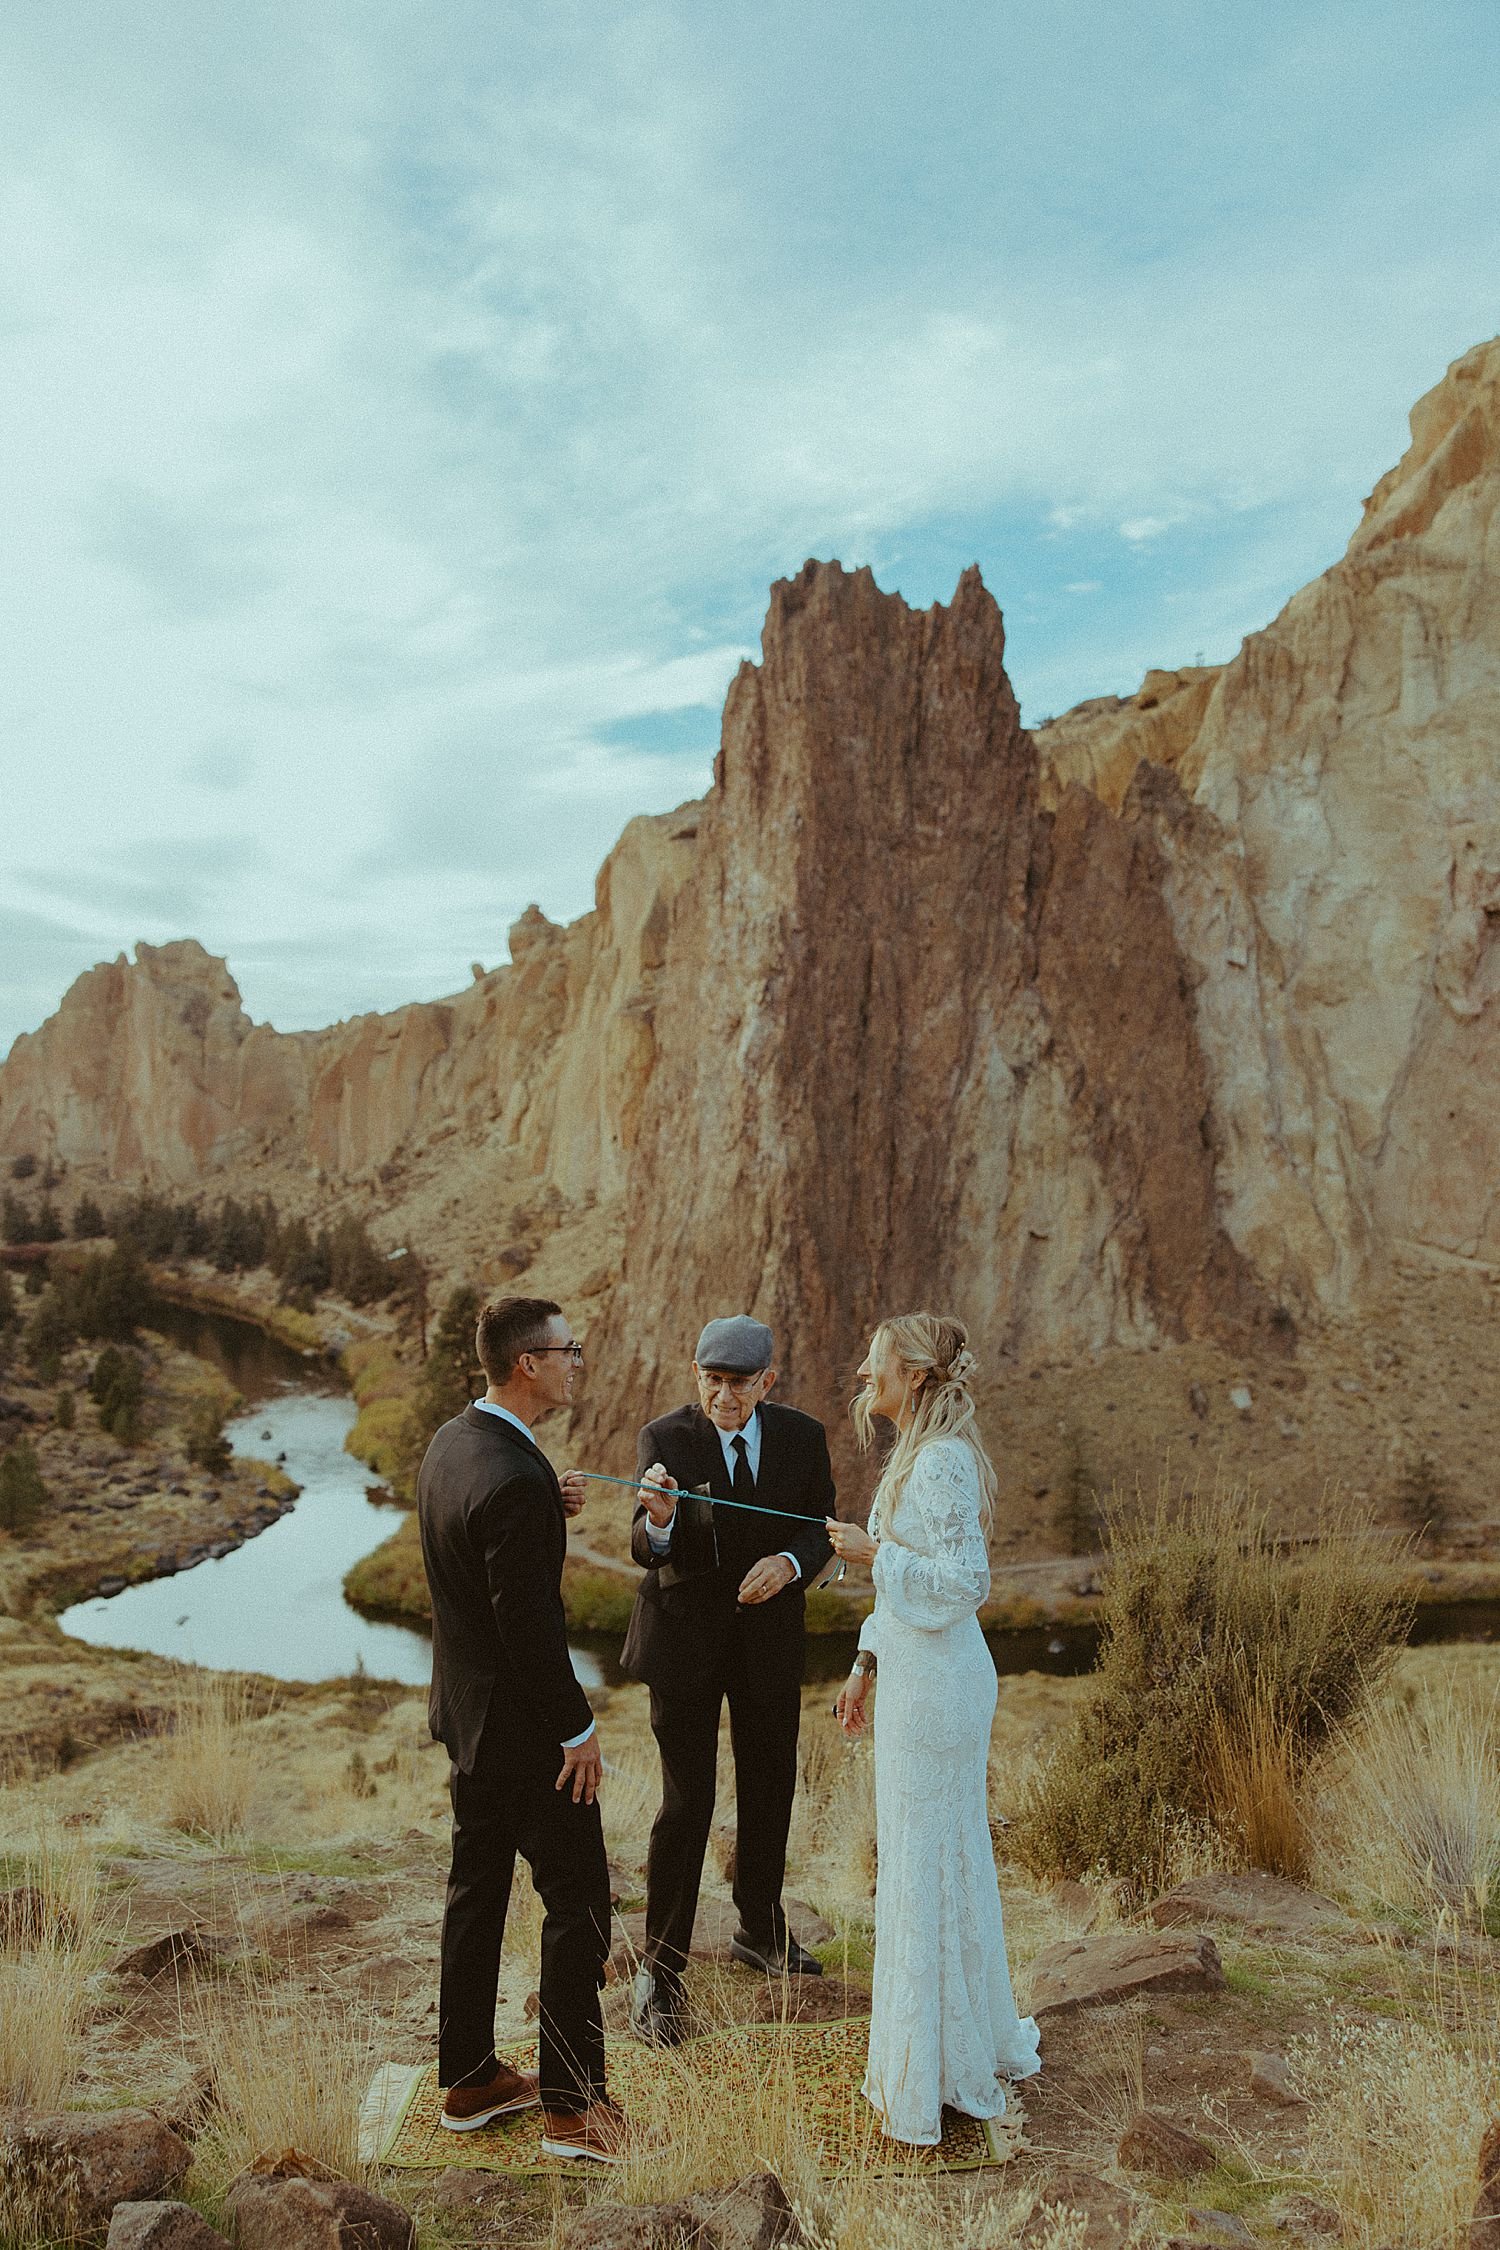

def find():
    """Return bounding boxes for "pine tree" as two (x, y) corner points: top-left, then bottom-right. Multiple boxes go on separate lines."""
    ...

(2, 1192), (33, 1246)
(34, 1199), (64, 1245)
(402, 1285), (483, 1482)
(0, 1439), (48, 1533)
(24, 1288), (76, 1384)
(72, 1194), (107, 1240)
(94, 1350), (145, 1444)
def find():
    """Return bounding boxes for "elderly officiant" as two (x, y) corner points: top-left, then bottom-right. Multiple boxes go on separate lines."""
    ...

(621, 1315), (835, 2045)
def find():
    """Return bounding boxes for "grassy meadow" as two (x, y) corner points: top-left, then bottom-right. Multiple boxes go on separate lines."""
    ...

(4, 1478), (1500, 2248)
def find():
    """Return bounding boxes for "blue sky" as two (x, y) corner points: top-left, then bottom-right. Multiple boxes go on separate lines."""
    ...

(2, 0), (1497, 1054)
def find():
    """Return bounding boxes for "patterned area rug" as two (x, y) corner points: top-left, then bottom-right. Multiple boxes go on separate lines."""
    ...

(372, 2018), (1026, 2178)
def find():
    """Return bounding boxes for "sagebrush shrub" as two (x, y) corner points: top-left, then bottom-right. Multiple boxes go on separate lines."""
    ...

(1010, 1479), (1410, 1887)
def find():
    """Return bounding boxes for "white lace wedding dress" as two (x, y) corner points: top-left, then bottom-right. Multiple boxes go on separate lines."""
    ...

(856, 1436), (1041, 2144)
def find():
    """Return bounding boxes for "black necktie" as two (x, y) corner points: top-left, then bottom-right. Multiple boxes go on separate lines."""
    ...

(731, 1433), (755, 1510)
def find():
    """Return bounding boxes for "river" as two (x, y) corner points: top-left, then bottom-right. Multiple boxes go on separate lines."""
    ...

(59, 1301), (616, 1688)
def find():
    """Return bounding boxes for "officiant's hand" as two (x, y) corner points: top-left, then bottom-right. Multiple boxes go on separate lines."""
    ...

(835, 1672), (870, 1738)
(559, 1470), (588, 1518)
(825, 1517), (877, 1567)
(638, 1463), (679, 1528)
(738, 1554), (796, 1605)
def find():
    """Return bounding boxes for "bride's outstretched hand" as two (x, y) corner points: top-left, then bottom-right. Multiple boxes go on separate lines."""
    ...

(825, 1515), (877, 1567)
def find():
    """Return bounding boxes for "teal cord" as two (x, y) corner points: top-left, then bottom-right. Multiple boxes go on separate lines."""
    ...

(571, 1468), (817, 1525)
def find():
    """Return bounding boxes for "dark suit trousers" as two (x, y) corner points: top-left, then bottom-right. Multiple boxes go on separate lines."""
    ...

(440, 1738), (611, 2110)
(644, 1627), (802, 1987)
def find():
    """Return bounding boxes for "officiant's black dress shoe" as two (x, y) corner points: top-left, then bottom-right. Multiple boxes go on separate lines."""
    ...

(729, 1928), (824, 1976)
(629, 1966), (687, 2045)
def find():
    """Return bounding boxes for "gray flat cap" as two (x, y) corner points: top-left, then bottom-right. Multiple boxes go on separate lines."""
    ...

(694, 1315), (774, 1373)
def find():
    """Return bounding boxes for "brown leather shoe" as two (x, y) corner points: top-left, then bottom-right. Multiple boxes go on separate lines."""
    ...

(440, 2061), (541, 2131)
(540, 2096), (629, 2163)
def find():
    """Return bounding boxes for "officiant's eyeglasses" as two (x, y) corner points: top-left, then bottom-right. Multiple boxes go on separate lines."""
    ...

(531, 1344), (584, 1365)
(698, 1370), (762, 1397)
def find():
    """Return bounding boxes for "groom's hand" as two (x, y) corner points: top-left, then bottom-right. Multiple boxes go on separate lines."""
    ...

(558, 1470), (588, 1518)
(557, 1732), (603, 1805)
(738, 1554), (796, 1606)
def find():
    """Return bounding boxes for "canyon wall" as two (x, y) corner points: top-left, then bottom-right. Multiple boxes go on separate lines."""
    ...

(4, 338), (1497, 1462)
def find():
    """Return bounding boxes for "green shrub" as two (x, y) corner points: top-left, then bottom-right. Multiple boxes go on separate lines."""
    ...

(562, 1564), (636, 1636)
(183, 1395), (232, 1473)
(0, 1438), (47, 1533)
(1009, 1481), (1411, 1891)
(54, 1388), (75, 1431)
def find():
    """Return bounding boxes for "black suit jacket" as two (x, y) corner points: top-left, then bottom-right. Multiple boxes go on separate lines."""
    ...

(417, 1404), (593, 1774)
(620, 1401), (834, 1690)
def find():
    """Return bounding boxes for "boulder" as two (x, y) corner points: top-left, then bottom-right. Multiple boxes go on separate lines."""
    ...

(225, 2175), (415, 2250)
(1020, 2168), (1137, 2248)
(1270, 2196), (1344, 2241)
(0, 2111), (192, 2229)
(1116, 2110), (1220, 2181)
(561, 2172), (802, 2250)
(1149, 1871), (1346, 1940)
(562, 2204), (693, 2250)
(1028, 1930), (1226, 2015)
(1179, 2214), (1255, 2248)
(685, 2170), (803, 2249)
(155, 2067), (219, 2142)
(107, 2204), (231, 2250)
(1248, 2052), (1303, 2107)
(112, 1929), (218, 1982)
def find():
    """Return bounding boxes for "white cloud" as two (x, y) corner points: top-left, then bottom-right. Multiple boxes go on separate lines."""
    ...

(2, 0), (1497, 1052)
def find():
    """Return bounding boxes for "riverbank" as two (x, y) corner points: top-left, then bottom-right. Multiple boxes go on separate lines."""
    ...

(0, 1327), (298, 1627)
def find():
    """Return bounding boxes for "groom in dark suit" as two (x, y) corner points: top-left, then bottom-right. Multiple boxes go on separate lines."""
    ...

(622, 1315), (835, 2044)
(418, 1295), (626, 2165)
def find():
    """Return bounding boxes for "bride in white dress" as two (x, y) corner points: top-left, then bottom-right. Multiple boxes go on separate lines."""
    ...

(827, 1312), (1040, 2146)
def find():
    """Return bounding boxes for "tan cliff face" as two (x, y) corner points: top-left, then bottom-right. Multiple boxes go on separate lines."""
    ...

(0, 808), (699, 1204)
(3, 338), (1498, 1481)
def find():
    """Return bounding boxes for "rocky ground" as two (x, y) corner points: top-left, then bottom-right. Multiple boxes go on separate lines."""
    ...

(4, 1650), (1500, 2249)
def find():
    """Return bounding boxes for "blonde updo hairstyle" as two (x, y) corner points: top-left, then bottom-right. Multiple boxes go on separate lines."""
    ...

(852, 1311), (997, 1533)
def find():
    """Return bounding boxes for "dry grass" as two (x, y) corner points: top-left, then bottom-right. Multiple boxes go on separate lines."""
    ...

(162, 1671), (265, 1843)
(0, 1830), (106, 2112)
(1203, 1662), (1310, 1881)
(190, 1979), (377, 2202)
(0, 2147), (83, 2250)
(1313, 1680), (1500, 1924)
(1292, 2008), (1498, 2249)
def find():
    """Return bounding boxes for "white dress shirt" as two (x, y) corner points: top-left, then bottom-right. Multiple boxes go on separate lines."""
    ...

(644, 1406), (801, 1579)
(473, 1398), (594, 1749)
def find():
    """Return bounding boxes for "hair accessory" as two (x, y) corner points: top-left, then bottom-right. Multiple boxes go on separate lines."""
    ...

(946, 1346), (977, 1385)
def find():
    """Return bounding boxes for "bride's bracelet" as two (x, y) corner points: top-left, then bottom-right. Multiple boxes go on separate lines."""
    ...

(851, 1651), (876, 1678)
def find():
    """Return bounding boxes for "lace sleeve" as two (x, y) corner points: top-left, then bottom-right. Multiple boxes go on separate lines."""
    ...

(872, 1441), (990, 1631)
